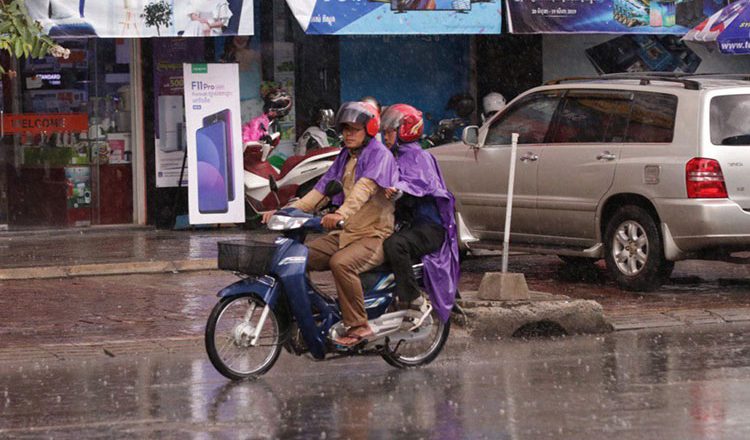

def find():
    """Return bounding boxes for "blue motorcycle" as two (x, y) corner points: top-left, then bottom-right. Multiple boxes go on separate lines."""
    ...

(205, 183), (451, 380)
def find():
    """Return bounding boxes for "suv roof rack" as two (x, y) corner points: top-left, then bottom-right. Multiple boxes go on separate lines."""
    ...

(545, 73), (701, 90)
(677, 72), (750, 82)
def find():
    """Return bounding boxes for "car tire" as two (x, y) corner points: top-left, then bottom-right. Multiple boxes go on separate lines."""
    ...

(603, 205), (674, 292)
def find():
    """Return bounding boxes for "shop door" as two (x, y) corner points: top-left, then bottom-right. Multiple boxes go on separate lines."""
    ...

(1, 38), (135, 229)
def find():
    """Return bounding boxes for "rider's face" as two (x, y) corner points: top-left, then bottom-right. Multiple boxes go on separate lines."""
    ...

(342, 123), (366, 149)
(383, 129), (397, 149)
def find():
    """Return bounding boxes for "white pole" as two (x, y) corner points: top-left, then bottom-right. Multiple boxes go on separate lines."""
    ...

(502, 133), (519, 273)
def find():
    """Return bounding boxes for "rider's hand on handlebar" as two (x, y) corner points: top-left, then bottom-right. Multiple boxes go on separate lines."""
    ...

(261, 210), (277, 224)
(322, 213), (344, 230)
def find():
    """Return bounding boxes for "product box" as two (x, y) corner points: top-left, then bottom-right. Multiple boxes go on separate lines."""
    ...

(107, 133), (131, 164)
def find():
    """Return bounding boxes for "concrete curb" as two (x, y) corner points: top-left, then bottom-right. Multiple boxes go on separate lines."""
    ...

(454, 290), (613, 338)
(0, 259), (218, 280)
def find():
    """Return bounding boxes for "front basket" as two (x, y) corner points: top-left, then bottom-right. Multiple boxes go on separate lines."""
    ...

(217, 240), (277, 276)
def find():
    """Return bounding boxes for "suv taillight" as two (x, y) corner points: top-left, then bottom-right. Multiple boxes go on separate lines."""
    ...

(686, 158), (728, 199)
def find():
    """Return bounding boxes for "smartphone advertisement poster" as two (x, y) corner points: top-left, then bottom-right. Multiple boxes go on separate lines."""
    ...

(183, 63), (245, 225)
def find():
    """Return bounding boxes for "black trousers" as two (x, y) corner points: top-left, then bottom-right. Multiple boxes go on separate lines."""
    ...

(383, 223), (445, 302)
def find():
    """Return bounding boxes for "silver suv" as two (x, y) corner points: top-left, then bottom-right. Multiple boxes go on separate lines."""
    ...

(431, 74), (750, 291)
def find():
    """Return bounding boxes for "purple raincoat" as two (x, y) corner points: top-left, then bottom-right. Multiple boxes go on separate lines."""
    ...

(314, 137), (398, 206)
(392, 141), (459, 323)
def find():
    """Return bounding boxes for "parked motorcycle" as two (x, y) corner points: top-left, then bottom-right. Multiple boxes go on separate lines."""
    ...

(422, 93), (475, 148)
(243, 132), (340, 217)
(423, 117), (469, 148)
(206, 181), (451, 380)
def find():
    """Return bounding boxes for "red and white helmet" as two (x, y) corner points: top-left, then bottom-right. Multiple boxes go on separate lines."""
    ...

(380, 104), (424, 143)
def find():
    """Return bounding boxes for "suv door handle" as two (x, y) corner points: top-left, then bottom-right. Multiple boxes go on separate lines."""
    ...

(597, 151), (616, 161)
(520, 152), (538, 162)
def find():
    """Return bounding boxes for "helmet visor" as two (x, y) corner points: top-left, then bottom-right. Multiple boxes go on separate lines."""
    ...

(380, 109), (404, 133)
(335, 102), (373, 130)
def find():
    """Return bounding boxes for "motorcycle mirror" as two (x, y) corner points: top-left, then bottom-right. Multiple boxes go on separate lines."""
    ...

(319, 109), (335, 129)
(324, 180), (343, 197)
(268, 174), (279, 193)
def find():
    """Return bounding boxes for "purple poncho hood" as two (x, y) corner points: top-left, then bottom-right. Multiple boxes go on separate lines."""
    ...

(314, 137), (398, 205)
(393, 141), (459, 322)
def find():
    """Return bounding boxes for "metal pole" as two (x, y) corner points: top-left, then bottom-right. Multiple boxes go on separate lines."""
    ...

(502, 133), (519, 273)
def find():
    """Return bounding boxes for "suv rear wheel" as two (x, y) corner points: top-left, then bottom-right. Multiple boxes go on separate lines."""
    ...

(603, 205), (674, 291)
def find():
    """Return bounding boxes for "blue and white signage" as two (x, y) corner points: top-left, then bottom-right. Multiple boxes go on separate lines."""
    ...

(286, 0), (502, 35)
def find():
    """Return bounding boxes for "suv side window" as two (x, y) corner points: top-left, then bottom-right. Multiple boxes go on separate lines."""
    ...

(710, 94), (750, 145)
(485, 91), (561, 145)
(625, 92), (677, 143)
(548, 91), (632, 143)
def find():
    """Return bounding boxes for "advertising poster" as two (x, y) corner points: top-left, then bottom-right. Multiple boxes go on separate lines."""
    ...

(24, 0), (254, 38)
(286, 0), (502, 34)
(183, 63), (245, 224)
(153, 38), (205, 188)
(586, 35), (702, 74)
(505, 0), (725, 34)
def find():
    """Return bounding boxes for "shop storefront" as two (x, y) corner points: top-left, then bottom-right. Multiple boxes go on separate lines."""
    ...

(0, 0), (257, 231)
(0, 38), (141, 230)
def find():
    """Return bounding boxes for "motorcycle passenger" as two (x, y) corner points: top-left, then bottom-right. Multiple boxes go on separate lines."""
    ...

(262, 101), (398, 347)
(381, 104), (460, 322)
(242, 88), (292, 144)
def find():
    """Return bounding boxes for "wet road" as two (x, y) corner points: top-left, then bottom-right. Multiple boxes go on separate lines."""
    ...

(2, 324), (750, 439)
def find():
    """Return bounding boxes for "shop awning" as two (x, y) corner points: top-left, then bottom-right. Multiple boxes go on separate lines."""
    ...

(24, 0), (254, 39)
(286, 0), (502, 35)
(505, 0), (725, 35)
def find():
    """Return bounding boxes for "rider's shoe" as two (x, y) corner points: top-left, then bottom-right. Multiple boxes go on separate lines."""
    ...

(400, 294), (432, 331)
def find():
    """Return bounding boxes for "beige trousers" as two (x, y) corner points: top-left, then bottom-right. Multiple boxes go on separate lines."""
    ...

(307, 234), (385, 327)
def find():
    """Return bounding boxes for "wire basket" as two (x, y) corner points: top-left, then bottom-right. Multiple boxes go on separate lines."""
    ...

(217, 240), (278, 276)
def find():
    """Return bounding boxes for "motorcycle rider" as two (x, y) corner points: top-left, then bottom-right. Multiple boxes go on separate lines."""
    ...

(262, 101), (398, 346)
(381, 104), (460, 323)
(242, 88), (292, 144)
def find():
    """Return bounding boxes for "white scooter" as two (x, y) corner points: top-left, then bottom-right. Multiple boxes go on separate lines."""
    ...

(243, 129), (340, 216)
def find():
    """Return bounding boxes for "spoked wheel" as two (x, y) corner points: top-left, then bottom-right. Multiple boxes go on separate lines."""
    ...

(603, 205), (674, 291)
(381, 307), (450, 369)
(205, 295), (282, 380)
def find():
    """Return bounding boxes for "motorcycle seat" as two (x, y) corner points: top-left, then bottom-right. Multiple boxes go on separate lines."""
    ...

(360, 261), (423, 294)
(278, 155), (305, 179)
(244, 146), (280, 180)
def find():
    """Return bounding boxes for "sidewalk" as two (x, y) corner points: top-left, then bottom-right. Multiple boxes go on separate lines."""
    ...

(0, 226), (270, 280)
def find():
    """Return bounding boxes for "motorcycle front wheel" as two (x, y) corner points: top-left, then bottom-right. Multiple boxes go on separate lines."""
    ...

(205, 295), (282, 380)
(381, 308), (450, 369)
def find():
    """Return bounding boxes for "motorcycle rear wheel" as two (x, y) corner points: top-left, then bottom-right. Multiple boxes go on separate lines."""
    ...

(381, 309), (450, 369)
(205, 295), (282, 380)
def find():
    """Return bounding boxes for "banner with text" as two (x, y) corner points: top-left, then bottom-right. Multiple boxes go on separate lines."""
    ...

(286, 0), (502, 35)
(183, 63), (245, 225)
(25, 0), (253, 38)
(505, 0), (724, 34)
